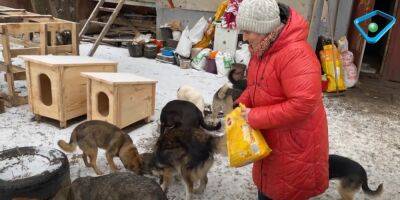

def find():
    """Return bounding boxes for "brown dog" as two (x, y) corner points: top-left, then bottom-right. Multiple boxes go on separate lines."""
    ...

(154, 127), (226, 200)
(58, 120), (142, 175)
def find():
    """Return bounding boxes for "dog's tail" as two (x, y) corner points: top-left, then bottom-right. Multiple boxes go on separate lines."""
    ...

(200, 116), (221, 131)
(57, 129), (78, 152)
(362, 180), (383, 197)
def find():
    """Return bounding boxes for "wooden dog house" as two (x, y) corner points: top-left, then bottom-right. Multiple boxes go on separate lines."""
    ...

(20, 55), (117, 128)
(81, 72), (157, 128)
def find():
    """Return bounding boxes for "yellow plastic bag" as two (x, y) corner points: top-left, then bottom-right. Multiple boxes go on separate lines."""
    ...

(214, 0), (229, 22)
(225, 104), (272, 167)
(193, 24), (215, 49)
(320, 44), (346, 92)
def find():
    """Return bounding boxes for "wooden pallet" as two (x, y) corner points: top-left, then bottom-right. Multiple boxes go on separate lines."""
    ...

(0, 6), (79, 107)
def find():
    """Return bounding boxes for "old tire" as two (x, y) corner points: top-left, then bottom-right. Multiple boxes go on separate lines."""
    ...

(0, 146), (70, 200)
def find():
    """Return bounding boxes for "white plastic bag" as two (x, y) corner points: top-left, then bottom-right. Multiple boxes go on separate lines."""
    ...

(175, 26), (192, 58)
(235, 44), (251, 67)
(215, 52), (234, 77)
(189, 17), (209, 44)
(191, 48), (211, 70)
(338, 36), (349, 53)
(341, 51), (354, 66)
(343, 63), (358, 88)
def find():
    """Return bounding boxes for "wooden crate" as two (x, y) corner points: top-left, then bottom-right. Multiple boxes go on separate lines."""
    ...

(0, 6), (79, 107)
(20, 55), (117, 128)
(81, 72), (157, 129)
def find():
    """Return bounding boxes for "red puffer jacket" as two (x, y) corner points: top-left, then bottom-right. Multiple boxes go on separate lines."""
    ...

(236, 8), (329, 200)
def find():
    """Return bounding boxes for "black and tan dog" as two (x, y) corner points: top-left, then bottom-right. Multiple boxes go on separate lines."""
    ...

(160, 100), (221, 134)
(329, 154), (383, 200)
(153, 127), (226, 200)
(58, 120), (142, 175)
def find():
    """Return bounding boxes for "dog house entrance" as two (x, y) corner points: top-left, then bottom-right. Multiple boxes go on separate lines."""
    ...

(39, 74), (52, 106)
(97, 92), (109, 117)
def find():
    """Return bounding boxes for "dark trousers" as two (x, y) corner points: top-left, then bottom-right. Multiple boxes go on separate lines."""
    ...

(258, 191), (272, 200)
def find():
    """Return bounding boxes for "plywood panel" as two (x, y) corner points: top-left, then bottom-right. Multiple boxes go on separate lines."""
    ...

(90, 80), (116, 124)
(28, 63), (60, 120)
(118, 84), (154, 128)
(63, 65), (116, 120)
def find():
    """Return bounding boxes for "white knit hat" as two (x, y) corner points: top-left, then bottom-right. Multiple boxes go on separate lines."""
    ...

(237, 0), (281, 34)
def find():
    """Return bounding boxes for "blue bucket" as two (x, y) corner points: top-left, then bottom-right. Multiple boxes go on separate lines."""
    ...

(161, 48), (175, 57)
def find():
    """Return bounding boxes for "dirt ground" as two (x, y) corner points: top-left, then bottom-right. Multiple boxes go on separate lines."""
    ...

(0, 44), (399, 199)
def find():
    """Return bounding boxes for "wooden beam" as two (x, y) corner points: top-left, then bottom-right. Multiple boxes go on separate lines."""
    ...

(10, 48), (40, 57)
(40, 23), (48, 55)
(4, 23), (41, 35)
(48, 45), (73, 54)
(0, 15), (52, 19)
(0, 9), (26, 12)
(71, 23), (79, 55)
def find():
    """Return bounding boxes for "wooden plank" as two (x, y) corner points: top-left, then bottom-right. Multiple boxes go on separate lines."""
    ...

(0, 9), (26, 12)
(10, 48), (40, 57)
(51, 31), (57, 46)
(86, 79), (92, 120)
(4, 23), (41, 35)
(4, 66), (26, 81)
(0, 15), (52, 18)
(23, 32), (30, 48)
(347, 0), (376, 77)
(0, 34), (38, 47)
(95, 0), (156, 8)
(114, 85), (120, 127)
(59, 66), (67, 128)
(71, 23), (79, 55)
(25, 61), (34, 112)
(10, 46), (73, 58)
(47, 22), (73, 32)
(48, 45), (74, 55)
(39, 23), (48, 55)
(1, 26), (16, 98)
(382, 0), (400, 82)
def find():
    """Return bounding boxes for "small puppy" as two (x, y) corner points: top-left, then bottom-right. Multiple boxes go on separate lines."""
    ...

(154, 127), (226, 200)
(58, 120), (142, 175)
(177, 85), (205, 115)
(329, 154), (383, 200)
(160, 100), (221, 134)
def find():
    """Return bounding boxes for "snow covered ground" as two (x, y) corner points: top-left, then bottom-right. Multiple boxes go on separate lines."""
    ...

(0, 43), (399, 199)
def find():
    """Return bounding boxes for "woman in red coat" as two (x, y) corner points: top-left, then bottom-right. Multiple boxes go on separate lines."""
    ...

(235, 0), (329, 199)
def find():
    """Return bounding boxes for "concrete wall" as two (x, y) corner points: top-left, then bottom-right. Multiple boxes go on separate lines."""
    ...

(318, 0), (354, 40)
(156, 0), (316, 37)
(156, 0), (354, 49)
